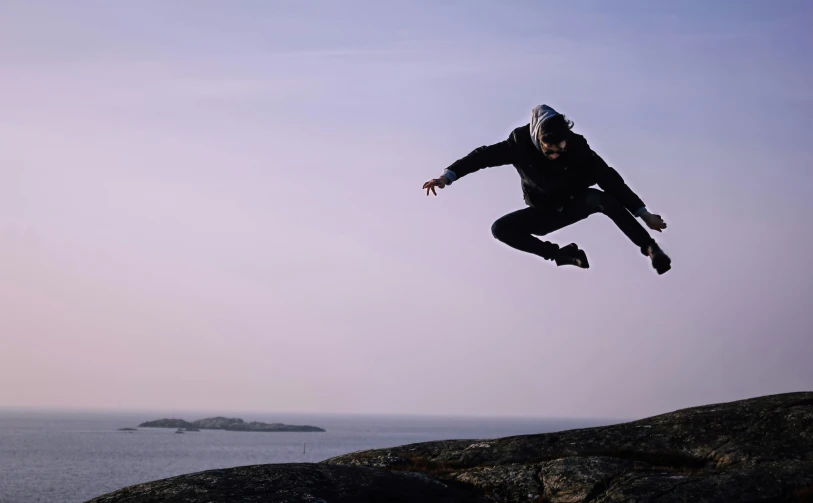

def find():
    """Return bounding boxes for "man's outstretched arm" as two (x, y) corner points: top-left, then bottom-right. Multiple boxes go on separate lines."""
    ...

(591, 152), (667, 232)
(593, 155), (646, 215)
(439, 139), (515, 185)
(423, 139), (515, 195)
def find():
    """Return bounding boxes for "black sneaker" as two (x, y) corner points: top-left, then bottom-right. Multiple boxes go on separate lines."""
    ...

(555, 243), (589, 269)
(647, 243), (671, 275)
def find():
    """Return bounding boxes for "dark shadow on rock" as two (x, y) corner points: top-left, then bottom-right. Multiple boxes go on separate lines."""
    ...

(85, 463), (489, 503)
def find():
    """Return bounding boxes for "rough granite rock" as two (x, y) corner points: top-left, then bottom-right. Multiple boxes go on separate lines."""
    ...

(540, 456), (637, 502)
(89, 392), (813, 502)
(325, 392), (813, 502)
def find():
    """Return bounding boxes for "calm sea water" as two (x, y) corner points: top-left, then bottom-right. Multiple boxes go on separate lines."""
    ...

(0, 409), (618, 503)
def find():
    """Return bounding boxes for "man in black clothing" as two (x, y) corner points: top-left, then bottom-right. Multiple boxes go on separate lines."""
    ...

(422, 104), (672, 274)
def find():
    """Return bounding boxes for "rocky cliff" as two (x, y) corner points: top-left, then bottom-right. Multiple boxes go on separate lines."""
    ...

(90, 392), (813, 502)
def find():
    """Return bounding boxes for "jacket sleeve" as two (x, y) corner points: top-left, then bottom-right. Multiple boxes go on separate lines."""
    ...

(591, 151), (647, 216)
(440, 139), (515, 184)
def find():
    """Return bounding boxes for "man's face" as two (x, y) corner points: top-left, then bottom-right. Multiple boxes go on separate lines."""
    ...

(540, 139), (567, 160)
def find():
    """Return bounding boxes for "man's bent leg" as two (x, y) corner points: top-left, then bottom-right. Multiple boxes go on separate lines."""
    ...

(491, 208), (561, 260)
(491, 205), (595, 261)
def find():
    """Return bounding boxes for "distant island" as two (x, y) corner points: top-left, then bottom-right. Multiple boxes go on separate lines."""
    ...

(138, 416), (325, 432)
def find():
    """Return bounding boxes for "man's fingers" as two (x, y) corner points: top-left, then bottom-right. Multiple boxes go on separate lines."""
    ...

(422, 179), (445, 197)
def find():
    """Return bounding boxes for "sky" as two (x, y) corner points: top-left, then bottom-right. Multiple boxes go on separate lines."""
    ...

(0, 0), (811, 420)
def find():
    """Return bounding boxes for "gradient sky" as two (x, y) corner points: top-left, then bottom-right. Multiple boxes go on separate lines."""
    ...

(1, 0), (811, 420)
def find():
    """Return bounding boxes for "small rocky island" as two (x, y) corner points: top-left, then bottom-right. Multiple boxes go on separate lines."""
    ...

(88, 392), (813, 502)
(138, 416), (325, 432)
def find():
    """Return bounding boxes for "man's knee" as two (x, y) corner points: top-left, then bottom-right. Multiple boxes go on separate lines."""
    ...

(492, 209), (544, 242)
(491, 217), (511, 242)
(492, 215), (527, 243)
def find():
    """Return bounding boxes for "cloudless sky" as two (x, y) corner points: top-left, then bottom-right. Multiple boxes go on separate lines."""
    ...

(1, 0), (811, 419)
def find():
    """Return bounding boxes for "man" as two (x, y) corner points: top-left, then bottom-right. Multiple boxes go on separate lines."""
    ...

(422, 104), (672, 274)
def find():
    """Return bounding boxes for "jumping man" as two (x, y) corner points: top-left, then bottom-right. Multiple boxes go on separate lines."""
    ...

(422, 104), (672, 274)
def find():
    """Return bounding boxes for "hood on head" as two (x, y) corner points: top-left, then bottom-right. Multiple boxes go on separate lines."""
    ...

(530, 104), (561, 151)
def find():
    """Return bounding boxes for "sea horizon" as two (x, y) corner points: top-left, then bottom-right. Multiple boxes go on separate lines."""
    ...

(0, 404), (635, 424)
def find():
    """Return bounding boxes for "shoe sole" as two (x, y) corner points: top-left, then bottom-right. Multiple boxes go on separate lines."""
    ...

(576, 249), (590, 269)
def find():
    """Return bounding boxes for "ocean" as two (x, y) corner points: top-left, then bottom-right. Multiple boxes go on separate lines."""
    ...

(0, 409), (619, 503)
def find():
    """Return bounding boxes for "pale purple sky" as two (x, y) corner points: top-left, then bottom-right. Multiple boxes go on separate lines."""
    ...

(1, 1), (811, 419)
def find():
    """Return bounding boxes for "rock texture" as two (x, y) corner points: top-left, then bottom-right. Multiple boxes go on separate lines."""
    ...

(138, 416), (325, 432)
(89, 392), (813, 502)
(327, 392), (813, 502)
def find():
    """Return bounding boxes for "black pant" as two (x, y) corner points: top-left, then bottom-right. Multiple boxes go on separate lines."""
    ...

(491, 189), (655, 260)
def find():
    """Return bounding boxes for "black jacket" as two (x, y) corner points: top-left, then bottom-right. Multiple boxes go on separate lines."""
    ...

(444, 125), (646, 214)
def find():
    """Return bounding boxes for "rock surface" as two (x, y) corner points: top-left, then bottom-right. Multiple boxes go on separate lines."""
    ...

(138, 417), (325, 432)
(327, 392), (813, 502)
(90, 392), (813, 502)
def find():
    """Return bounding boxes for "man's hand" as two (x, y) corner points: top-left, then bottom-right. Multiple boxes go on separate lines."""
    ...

(640, 211), (667, 232)
(422, 177), (448, 196)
